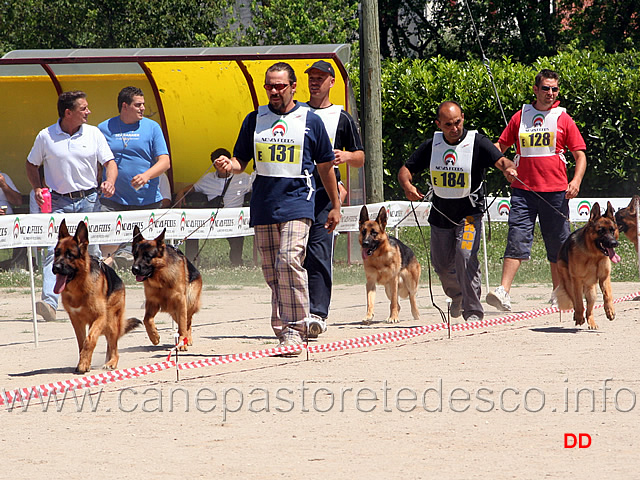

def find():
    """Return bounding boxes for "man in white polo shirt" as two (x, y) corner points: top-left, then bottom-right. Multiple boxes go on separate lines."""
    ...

(25, 90), (117, 321)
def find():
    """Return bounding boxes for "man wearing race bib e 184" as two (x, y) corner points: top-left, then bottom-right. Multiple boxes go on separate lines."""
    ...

(486, 69), (587, 312)
(398, 101), (517, 322)
(214, 62), (341, 355)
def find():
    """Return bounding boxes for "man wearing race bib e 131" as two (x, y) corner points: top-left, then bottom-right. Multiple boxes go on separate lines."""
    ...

(398, 101), (517, 322)
(214, 62), (341, 355)
(486, 69), (587, 312)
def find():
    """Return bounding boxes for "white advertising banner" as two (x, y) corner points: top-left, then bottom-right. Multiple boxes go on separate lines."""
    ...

(0, 198), (631, 249)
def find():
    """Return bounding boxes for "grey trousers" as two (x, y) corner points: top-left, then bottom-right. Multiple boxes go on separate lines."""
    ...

(430, 214), (484, 319)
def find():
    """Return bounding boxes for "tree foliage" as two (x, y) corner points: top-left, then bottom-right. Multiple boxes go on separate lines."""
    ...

(558, 0), (640, 52)
(378, 0), (638, 62)
(362, 48), (640, 200)
(212, 0), (359, 51)
(0, 0), (229, 54)
(1, 0), (639, 63)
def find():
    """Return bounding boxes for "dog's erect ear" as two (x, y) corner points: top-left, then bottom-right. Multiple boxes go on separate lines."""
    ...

(376, 206), (388, 231)
(74, 221), (89, 248)
(590, 202), (601, 222)
(58, 218), (69, 239)
(629, 195), (640, 214)
(132, 225), (143, 249)
(606, 201), (616, 220)
(154, 228), (166, 245)
(359, 205), (370, 227)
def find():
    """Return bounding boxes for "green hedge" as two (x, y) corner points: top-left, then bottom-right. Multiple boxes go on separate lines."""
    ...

(352, 47), (640, 199)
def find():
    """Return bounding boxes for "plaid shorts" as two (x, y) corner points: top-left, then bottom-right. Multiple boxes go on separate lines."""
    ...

(254, 219), (311, 339)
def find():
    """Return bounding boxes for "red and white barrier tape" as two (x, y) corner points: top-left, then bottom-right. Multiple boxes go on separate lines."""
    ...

(3, 291), (639, 408)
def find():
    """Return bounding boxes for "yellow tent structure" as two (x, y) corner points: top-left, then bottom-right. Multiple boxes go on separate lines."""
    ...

(0, 44), (364, 206)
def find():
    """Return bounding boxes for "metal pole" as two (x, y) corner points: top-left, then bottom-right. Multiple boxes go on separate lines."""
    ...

(446, 298), (451, 339)
(27, 246), (39, 347)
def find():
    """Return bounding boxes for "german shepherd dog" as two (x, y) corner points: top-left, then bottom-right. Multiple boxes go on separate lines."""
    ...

(52, 219), (141, 373)
(554, 201), (620, 329)
(132, 226), (202, 351)
(615, 195), (640, 250)
(359, 206), (421, 324)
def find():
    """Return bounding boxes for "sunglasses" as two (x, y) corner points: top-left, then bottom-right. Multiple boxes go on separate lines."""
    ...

(540, 85), (559, 92)
(264, 83), (291, 92)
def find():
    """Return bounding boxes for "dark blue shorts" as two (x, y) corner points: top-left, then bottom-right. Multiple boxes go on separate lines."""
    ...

(504, 188), (570, 262)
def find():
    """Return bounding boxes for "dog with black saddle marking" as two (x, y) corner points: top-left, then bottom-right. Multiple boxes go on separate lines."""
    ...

(615, 195), (640, 250)
(52, 219), (141, 373)
(359, 205), (421, 324)
(554, 201), (620, 329)
(132, 226), (202, 351)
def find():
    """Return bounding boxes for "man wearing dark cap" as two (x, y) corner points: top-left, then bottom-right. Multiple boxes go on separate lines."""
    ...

(304, 60), (365, 338)
(214, 62), (341, 355)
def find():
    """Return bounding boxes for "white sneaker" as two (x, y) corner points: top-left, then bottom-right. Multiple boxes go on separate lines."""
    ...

(275, 336), (304, 357)
(486, 286), (511, 312)
(307, 314), (327, 338)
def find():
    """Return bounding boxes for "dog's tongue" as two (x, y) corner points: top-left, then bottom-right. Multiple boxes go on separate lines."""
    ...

(361, 248), (372, 261)
(136, 275), (146, 282)
(607, 247), (621, 264)
(53, 274), (67, 294)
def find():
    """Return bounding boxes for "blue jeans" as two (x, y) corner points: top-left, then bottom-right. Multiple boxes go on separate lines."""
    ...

(42, 192), (101, 309)
(304, 195), (335, 319)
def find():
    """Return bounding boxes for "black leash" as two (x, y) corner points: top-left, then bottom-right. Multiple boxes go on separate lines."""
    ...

(511, 176), (572, 225)
(130, 162), (217, 244)
(188, 175), (234, 264)
(409, 200), (447, 325)
(174, 176), (232, 250)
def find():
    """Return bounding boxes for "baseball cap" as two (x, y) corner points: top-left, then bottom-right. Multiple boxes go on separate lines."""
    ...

(305, 60), (335, 77)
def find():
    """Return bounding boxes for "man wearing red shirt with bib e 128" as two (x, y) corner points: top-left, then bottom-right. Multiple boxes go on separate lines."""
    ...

(486, 69), (587, 312)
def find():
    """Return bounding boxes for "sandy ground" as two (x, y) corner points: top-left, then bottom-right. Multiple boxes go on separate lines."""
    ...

(2, 280), (640, 479)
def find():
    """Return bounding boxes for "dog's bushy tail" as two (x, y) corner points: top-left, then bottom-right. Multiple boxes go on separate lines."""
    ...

(552, 285), (574, 310)
(121, 317), (143, 337)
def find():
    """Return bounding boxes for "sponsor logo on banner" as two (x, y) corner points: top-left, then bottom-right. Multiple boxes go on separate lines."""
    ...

(387, 203), (404, 221)
(341, 206), (359, 229)
(113, 214), (143, 238)
(148, 212), (156, 233)
(498, 200), (511, 216)
(577, 200), (591, 217)
(180, 212), (187, 231)
(48, 216), (56, 238)
(208, 211), (217, 232)
(12, 216), (44, 240)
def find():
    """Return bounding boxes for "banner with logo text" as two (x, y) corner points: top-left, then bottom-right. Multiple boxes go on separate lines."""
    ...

(0, 198), (631, 249)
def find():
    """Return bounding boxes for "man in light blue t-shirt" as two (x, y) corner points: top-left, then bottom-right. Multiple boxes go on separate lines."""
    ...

(98, 86), (171, 266)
